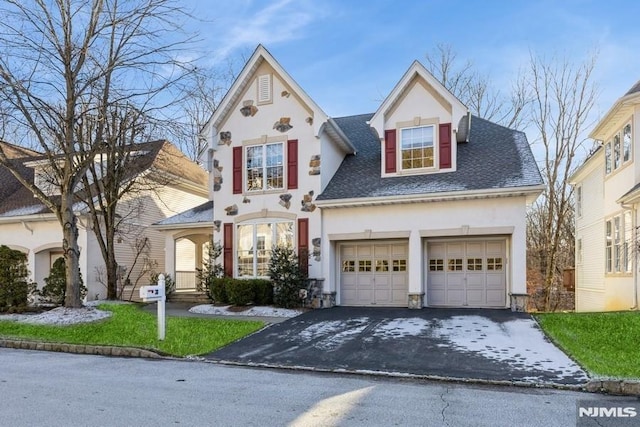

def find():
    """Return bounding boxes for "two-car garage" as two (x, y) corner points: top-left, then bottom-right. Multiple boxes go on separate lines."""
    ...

(338, 238), (507, 308)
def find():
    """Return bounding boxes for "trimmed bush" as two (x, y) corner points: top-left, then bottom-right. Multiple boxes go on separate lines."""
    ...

(0, 245), (34, 312)
(252, 279), (274, 305)
(150, 273), (175, 296)
(209, 277), (229, 304)
(269, 245), (306, 308)
(226, 279), (255, 306)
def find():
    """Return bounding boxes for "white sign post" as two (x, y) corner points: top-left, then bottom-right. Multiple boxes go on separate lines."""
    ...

(139, 274), (166, 340)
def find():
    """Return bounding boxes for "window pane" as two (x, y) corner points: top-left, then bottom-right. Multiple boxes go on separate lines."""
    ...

(266, 143), (284, 189)
(342, 260), (355, 272)
(448, 258), (462, 271)
(614, 134), (621, 169)
(375, 260), (389, 272)
(359, 260), (372, 272)
(393, 259), (407, 271)
(246, 146), (263, 191)
(467, 258), (483, 271)
(623, 124), (632, 163)
(625, 211), (633, 272)
(487, 258), (503, 271)
(400, 126), (434, 170)
(276, 222), (293, 248)
(605, 142), (612, 174)
(237, 224), (254, 277)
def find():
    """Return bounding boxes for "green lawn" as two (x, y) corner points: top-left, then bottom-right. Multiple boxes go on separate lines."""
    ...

(0, 304), (264, 357)
(536, 311), (640, 379)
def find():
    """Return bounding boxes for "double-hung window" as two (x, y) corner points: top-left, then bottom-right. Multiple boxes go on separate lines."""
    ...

(605, 212), (633, 274)
(605, 121), (633, 175)
(400, 125), (435, 170)
(246, 142), (284, 191)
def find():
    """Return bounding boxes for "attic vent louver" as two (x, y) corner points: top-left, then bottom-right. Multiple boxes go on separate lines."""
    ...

(258, 74), (272, 104)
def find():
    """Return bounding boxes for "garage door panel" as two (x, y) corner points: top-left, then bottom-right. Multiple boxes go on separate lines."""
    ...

(427, 239), (506, 308)
(340, 241), (407, 307)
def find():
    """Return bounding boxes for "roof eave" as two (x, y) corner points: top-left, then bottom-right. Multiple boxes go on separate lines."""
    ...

(590, 92), (640, 140)
(151, 221), (213, 231)
(315, 185), (546, 209)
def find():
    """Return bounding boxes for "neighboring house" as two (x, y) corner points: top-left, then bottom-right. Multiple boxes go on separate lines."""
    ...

(184, 45), (543, 310)
(0, 140), (209, 301)
(570, 80), (640, 312)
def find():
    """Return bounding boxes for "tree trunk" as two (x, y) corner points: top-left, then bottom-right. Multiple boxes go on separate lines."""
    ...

(106, 241), (118, 300)
(61, 200), (82, 308)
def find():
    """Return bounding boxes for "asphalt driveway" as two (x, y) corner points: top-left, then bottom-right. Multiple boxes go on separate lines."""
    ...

(207, 307), (589, 385)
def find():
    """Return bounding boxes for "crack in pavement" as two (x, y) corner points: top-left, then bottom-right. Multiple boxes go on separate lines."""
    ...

(440, 386), (451, 426)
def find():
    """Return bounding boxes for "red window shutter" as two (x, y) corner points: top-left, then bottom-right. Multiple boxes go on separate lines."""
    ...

(232, 146), (242, 194)
(384, 129), (396, 173)
(297, 218), (309, 276)
(439, 123), (452, 169)
(223, 223), (233, 277)
(287, 139), (298, 189)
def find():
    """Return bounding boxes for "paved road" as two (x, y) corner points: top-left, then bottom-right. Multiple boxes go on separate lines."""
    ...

(0, 349), (632, 427)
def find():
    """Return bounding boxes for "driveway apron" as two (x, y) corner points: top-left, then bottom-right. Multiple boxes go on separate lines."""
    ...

(206, 307), (589, 385)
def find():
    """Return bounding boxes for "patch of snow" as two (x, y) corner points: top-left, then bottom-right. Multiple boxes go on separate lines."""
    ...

(0, 307), (111, 325)
(431, 315), (588, 381)
(189, 304), (303, 318)
(297, 318), (370, 351)
(371, 318), (432, 339)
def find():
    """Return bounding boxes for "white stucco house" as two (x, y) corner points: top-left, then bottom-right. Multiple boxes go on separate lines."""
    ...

(167, 45), (543, 310)
(0, 140), (209, 301)
(570, 80), (640, 312)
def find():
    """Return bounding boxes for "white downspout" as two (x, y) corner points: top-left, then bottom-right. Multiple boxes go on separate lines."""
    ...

(622, 202), (638, 310)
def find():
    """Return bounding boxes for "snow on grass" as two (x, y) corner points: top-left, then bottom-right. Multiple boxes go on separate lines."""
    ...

(431, 315), (589, 381)
(189, 304), (304, 318)
(1, 307), (111, 325)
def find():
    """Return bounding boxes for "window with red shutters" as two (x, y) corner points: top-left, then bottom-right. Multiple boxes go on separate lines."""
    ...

(384, 129), (396, 173)
(439, 123), (452, 169)
(297, 218), (309, 276)
(232, 146), (242, 194)
(287, 139), (298, 189)
(223, 223), (233, 277)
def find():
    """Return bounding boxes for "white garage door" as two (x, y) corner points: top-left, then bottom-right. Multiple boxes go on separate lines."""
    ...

(340, 241), (408, 307)
(427, 239), (506, 307)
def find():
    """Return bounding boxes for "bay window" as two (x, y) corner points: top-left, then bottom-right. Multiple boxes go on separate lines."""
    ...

(236, 220), (293, 277)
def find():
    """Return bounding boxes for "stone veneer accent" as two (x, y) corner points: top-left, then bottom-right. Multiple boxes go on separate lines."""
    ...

(407, 293), (424, 309)
(321, 292), (336, 308)
(308, 154), (320, 175)
(225, 204), (238, 216)
(509, 293), (529, 312)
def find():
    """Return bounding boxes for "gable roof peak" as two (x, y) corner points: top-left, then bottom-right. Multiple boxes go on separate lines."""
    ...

(369, 59), (468, 139)
(203, 44), (329, 142)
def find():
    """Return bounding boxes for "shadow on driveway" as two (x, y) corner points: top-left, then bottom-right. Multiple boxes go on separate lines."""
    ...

(206, 307), (589, 385)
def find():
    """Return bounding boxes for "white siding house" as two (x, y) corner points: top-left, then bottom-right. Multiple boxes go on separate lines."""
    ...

(570, 80), (640, 312)
(0, 140), (208, 301)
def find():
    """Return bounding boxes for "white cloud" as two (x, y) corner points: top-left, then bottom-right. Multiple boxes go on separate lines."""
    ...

(212, 0), (319, 62)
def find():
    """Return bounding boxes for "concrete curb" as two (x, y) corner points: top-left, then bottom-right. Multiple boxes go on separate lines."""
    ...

(3, 338), (639, 397)
(584, 379), (640, 396)
(0, 338), (163, 359)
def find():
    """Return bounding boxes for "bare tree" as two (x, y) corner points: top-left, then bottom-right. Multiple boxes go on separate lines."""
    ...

(424, 43), (529, 129)
(169, 59), (240, 162)
(0, 0), (195, 307)
(526, 53), (597, 311)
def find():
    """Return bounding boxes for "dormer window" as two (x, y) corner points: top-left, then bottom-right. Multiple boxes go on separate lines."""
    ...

(384, 121), (451, 175)
(401, 125), (434, 170)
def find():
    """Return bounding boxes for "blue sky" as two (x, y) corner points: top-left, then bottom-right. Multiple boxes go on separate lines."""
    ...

(189, 0), (640, 123)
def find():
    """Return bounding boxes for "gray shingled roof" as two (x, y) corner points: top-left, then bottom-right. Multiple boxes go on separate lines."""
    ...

(154, 201), (213, 226)
(625, 80), (640, 96)
(316, 114), (543, 201)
